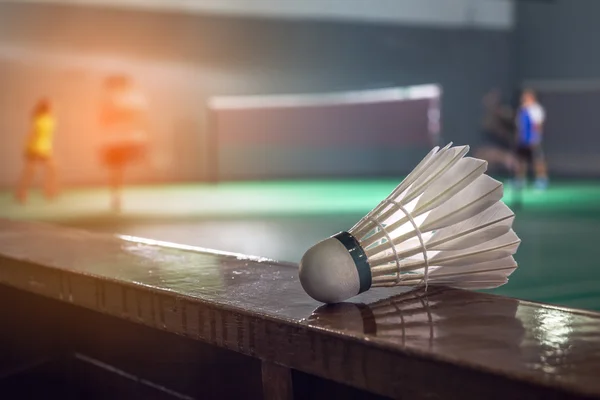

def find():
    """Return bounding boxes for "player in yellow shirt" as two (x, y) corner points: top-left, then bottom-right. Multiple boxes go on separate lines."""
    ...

(15, 99), (58, 203)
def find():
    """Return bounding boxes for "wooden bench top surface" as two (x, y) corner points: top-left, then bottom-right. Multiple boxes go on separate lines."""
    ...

(1, 219), (599, 399)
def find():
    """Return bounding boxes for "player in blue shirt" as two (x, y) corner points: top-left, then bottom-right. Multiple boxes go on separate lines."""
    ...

(515, 89), (548, 190)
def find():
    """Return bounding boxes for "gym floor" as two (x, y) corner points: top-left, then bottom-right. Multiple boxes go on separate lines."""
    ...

(1, 180), (599, 311)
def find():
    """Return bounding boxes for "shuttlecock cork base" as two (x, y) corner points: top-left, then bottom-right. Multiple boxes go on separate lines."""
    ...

(299, 143), (521, 304)
(300, 232), (372, 304)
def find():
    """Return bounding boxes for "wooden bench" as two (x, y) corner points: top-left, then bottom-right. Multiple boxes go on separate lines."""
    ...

(0, 219), (599, 399)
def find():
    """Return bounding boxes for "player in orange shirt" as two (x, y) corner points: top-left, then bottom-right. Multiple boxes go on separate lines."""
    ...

(15, 98), (58, 204)
(100, 75), (149, 211)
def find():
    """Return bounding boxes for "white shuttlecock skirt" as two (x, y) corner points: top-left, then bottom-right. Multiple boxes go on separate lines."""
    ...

(299, 143), (520, 303)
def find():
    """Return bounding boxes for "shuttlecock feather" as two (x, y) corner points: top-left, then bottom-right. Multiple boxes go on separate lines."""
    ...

(299, 144), (520, 303)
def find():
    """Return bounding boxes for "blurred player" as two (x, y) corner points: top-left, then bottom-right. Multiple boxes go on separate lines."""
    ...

(15, 98), (58, 204)
(474, 89), (517, 174)
(515, 89), (548, 190)
(100, 75), (149, 211)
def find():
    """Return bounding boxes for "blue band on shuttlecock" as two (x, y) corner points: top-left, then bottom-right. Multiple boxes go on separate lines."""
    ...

(333, 231), (372, 294)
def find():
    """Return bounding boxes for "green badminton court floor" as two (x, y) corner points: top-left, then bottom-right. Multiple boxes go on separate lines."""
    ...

(1, 180), (600, 311)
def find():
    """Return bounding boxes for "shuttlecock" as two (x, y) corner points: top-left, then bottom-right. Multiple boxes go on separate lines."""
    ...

(299, 144), (520, 303)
